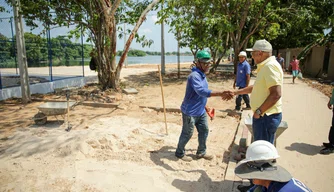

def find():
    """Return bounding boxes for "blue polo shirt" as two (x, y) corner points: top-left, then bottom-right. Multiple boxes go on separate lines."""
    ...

(181, 67), (212, 116)
(276, 57), (284, 66)
(249, 178), (312, 192)
(236, 60), (251, 88)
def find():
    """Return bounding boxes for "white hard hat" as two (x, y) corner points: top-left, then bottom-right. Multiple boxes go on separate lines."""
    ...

(238, 51), (247, 57)
(239, 140), (279, 164)
(234, 140), (291, 182)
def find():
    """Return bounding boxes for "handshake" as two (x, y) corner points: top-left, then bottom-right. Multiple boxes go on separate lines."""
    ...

(221, 90), (235, 101)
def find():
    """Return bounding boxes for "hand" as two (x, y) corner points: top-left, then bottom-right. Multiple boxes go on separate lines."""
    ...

(253, 112), (261, 119)
(328, 102), (333, 110)
(222, 91), (234, 101)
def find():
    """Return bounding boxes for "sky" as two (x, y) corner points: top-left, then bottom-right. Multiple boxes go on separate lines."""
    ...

(0, 2), (189, 53)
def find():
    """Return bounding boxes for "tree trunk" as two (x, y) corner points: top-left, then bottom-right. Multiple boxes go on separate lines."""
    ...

(94, 0), (159, 90)
(233, 42), (240, 75)
(13, 0), (31, 103)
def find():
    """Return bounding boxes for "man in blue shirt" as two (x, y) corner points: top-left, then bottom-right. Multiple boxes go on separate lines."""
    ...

(175, 50), (231, 162)
(233, 51), (251, 111)
(235, 140), (312, 192)
(276, 53), (285, 71)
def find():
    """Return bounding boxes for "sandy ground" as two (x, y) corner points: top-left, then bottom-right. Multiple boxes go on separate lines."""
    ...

(277, 77), (334, 192)
(0, 64), (240, 191)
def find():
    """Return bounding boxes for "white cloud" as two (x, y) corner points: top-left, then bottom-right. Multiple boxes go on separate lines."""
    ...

(151, 15), (158, 22)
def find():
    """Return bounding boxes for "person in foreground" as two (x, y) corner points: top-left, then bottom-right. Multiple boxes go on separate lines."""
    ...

(320, 88), (334, 155)
(175, 50), (232, 162)
(235, 140), (312, 192)
(227, 39), (283, 144)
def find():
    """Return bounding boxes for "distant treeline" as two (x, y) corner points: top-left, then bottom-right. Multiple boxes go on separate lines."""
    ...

(0, 32), (92, 68)
(0, 32), (192, 68)
(117, 50), (192, 57)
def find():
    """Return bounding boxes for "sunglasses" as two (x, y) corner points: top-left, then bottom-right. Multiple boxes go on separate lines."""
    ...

(200, 62), (211, 66)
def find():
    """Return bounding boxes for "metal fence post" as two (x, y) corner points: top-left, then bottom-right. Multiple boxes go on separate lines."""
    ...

(81, 26), (84, 77)
(10, 17), (18, 75)
(0, 70), (2, 90)
(47, 28), (53, 82)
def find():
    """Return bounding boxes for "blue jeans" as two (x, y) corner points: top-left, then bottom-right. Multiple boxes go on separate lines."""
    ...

(252, 113), (282, 144)
(235, 87), (250, 110)
(175, 112), (209, 158)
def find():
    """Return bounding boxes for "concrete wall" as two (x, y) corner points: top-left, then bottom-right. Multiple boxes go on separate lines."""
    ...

(327, 44), (334, 80)
(0, 77), (86, 101)
(303, 46), (326, 77)
(276, 48), (303, 70)
(277, 45), (334, 80)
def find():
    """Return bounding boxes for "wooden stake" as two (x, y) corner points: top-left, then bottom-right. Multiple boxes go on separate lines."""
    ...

(158, 65), (168, 135)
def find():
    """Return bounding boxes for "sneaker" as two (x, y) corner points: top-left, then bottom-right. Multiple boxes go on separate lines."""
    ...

(196, 154), (214, 160)
(237, 184), (254, 192)
(320, 147), (334, 155)
(244, 105), (251, 110)
(234, 153), (246, 161)
(177, 155), (192, 162)
(322, 142), (334, 148)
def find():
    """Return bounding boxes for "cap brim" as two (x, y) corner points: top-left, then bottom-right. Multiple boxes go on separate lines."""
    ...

(235, 163), (292, 182)
(198, 58), (211, 63)
(246, 48), (254, 52)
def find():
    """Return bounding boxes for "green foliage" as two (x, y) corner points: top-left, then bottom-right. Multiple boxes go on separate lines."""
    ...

(0, 33), (13, 64)
(0, 32), (93, 67)
(160, 0), (229, 66)
(268, 0), (334, 49)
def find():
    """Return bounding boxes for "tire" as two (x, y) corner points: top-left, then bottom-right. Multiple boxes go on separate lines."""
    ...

(34, 112), (47, 125)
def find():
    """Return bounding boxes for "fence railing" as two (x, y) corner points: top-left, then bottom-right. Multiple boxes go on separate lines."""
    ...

(0, 17), (92, 90)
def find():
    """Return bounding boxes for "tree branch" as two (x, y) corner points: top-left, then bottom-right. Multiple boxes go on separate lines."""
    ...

(117, 0), (160, 70)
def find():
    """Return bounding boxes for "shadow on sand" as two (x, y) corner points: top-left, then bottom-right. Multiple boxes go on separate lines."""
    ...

(149, 145), (237, 192)
(285, 142), (323, 156)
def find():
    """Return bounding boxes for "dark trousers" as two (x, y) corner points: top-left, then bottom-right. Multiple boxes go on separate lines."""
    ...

(235, 87), (250, 110)
(329, 108), (334, 144)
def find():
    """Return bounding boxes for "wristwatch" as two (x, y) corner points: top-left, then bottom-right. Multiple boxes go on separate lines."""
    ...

(255, 108), (262, 116)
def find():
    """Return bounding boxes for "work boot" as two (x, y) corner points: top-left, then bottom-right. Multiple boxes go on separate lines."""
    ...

(196, 154), (214, 160)
(322, 142), (334, 148)
(237, 183), (254, 192)
(320, 147), (334, 155)
(177, 155), (192, 162)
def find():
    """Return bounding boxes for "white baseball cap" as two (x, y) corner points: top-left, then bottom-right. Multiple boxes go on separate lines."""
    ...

(238, 51), (247, 57)
(246, 39), (272, 52)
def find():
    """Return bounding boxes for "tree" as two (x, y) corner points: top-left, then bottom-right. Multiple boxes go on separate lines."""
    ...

(270, 0), (334, 49)
(12, 0), (31, 103)
(7, 0), (160, 90)
(160, 0), (230, 71)
(24, 32), (46, 66)
(0, 33), (12, 64)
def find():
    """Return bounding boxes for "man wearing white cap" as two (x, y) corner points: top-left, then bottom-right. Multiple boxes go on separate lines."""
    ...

(235, 140), (312, 192)
(233, 51), (251, 111)
(229, 39), (283, 144)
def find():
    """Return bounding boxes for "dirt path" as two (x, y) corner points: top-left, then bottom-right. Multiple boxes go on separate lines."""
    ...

(0, 66), (240, 191)
(276, 78), (334, 191)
